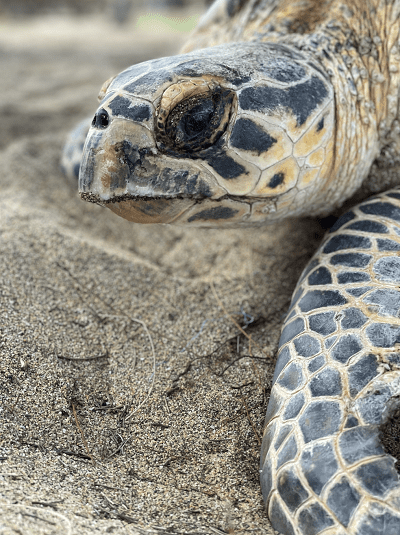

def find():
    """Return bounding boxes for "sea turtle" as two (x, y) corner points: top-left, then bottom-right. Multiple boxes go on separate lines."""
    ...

(62, 0), (400, 533)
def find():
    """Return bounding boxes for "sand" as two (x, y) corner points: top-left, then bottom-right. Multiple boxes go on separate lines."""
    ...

(0, 11), (325, 534)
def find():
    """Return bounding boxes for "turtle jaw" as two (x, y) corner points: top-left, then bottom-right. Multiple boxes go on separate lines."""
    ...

(78, 118), (228, 224)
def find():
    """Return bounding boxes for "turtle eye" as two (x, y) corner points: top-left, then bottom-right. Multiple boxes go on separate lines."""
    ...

(181, 100), (214, 139)
(156, 82), (234, 154)
(92, 108), (110, 129)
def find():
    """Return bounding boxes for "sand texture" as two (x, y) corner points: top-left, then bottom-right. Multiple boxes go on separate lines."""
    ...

(0, 13), (325, 534)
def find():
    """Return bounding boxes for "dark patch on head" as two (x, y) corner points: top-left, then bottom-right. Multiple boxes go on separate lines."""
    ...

(206, 151), (247, 179)
(268, 173), (285, 189)
(154, 168), (189, 195)
(108, 141), (210, 197)
(187, 206), (239, 222)
(230, 118), (277, 154)
(108, 96), (151, 122)
(239, 76), (329, 126)
(172, 59), (251, 87)
(260, 58), (306, 83)
(110, 140), (145, 189)
(184, 174), (211, 197)
(110, 62), (151, 90)
(145, 167), (210, 198)
(124, 69), (173, 96)
(316, 117), (324, 132)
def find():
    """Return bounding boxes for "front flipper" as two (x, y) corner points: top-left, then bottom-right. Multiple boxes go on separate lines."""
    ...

(261, 188), (400, 534)
(61, 117), (91, 181)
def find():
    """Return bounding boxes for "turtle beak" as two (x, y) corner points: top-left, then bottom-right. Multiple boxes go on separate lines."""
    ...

(79, 119), (198, 223)
(78, 103), (229, 224)
(79, 117), (157, 199)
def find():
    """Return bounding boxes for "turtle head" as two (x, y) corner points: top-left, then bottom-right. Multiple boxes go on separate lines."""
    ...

(79, 43), (335, 226)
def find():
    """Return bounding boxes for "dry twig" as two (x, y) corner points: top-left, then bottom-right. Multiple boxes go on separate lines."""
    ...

(72, 403), (96, 465)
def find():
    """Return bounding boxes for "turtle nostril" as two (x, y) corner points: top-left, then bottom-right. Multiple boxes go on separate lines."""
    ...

(92, 108), (110, 129)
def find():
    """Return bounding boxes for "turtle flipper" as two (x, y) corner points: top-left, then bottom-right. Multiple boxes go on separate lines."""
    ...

(61, 117), (92, 181)
(261, 188), (400, 534)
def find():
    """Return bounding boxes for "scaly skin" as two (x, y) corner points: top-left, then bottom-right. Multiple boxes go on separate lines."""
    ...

(63, 0), (400, 533)
(261, 188), (400, 534)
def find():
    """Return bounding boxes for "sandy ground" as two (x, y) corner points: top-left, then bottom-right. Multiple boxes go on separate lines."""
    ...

(0, 12), (326, 535)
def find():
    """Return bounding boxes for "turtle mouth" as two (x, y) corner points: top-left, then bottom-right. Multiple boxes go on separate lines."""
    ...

(79, 191), (274, 204)
(80, 193), (197, 224)
(78, 117), (229, 200)
(78, 190), (279, 226)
